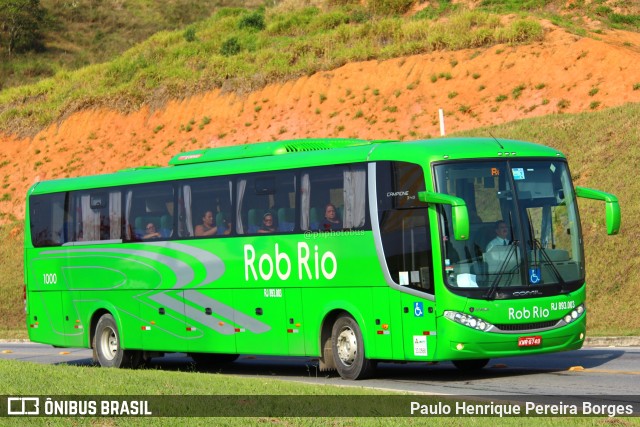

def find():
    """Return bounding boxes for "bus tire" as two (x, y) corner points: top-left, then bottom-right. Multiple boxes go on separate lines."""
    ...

(331, 315), (376, 380)
(452, 358), (490, 371)
(93, 313), (139, 368)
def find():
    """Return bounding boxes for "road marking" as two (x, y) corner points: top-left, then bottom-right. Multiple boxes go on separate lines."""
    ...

(568, 365), (640, 375)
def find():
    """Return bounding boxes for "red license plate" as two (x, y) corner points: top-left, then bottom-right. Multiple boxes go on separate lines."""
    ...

(518, 335), (542, 347)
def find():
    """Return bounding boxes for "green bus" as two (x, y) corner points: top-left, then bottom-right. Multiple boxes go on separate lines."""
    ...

(25, 137), (620, 380)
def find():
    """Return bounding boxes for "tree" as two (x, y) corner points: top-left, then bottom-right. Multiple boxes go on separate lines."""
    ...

(0, 0), (46, 55)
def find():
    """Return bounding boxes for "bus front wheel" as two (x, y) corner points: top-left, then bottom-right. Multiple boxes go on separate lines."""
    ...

(93, 313), (140, 368)
(331, 315), (376, 380)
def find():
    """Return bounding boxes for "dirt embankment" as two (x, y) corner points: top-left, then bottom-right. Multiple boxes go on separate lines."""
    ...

(1, 23), (640, 220)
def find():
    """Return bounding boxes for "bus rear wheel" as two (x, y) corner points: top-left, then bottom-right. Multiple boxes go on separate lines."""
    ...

(93, 313), (140, 368)
(452, 358), (490, 371)
(331, 315), (376, 380)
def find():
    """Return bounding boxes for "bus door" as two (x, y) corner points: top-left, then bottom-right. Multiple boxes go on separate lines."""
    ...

(375, 161), (437, 360)
(399, 292), (437, 361)
(378, 208), (438, 361)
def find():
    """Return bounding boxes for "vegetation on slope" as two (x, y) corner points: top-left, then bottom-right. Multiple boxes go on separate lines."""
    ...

(0, 0), (264, 90)
(1, 2), (547, 136)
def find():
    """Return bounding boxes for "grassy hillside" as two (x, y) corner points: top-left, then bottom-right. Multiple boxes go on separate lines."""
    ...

(2, 0), (639, 93)
(0, 0), (263, 91)
(2, 0), (639, 137)
(0, 4), (546, 137)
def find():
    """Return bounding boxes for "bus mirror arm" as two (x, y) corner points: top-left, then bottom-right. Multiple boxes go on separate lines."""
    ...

(418, 191), (470, 241)
(575, 186), (620, 235)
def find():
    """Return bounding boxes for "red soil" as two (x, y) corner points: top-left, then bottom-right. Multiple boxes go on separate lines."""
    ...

(2, 22), (640, 220)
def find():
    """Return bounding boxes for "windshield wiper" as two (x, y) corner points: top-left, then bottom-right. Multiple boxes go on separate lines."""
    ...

(484, 241), (519, 300)
(524, 209), (569, 293)
(531, 238), (569, 293)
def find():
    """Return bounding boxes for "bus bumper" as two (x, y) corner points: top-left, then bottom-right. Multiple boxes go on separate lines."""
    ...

(435, 318), (586, 361)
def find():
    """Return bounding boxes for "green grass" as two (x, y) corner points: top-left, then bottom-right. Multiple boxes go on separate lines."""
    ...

(0, 0), (264, 91)
(0, 222), (25, 337)
(0, 360), (636, 425)
(2, 0), (639, 135)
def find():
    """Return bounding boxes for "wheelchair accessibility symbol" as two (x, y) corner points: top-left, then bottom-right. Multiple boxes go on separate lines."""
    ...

(414, 302), (424, 317)
(529, 267), (541, 284)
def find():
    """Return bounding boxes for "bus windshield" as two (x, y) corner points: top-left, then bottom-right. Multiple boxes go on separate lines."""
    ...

(434, 159), (584, 299)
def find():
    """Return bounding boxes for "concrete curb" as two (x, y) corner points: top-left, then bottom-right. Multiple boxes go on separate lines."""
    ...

(583, 336), (640, 347)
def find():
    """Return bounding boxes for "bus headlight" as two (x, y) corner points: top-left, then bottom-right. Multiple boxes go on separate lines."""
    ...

(444, 311), (494, 332)
(563, 303), (585, 325)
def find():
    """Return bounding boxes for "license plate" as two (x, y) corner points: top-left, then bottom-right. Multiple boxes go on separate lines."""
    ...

(518, 335), (542, 347)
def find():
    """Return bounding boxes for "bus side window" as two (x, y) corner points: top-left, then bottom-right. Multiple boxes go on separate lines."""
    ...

(376, 161), (433, 293)
(236, 171), (296, 235)
(124, 184), (174, 242)
(30, 193), (66, 247)
(300, 164), (368, 231)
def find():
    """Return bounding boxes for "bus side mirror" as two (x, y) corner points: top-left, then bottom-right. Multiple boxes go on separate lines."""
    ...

(575, 186), (620, 235)
(418, 191), (469, 241)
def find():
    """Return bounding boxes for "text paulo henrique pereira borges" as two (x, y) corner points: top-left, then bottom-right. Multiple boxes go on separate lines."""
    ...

(409, 401), (634, 417)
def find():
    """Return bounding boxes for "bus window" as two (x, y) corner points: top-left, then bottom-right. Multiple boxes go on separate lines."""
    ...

(30, 193), (66, 247)
(124, 184), (174, 241)
(236, 171), (296, 234)
(376, 162), (433, 293)
(177, 177), (233, 238)
(300, 164), (367, 231)
(70, 190), (122, 242)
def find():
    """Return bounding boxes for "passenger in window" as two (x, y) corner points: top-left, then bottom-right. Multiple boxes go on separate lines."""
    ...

(216, 211), (232, 236)
(143, 222), (162, 240)
(321, 203), (342, 231)
(485, 220), (509, 252)
(257, 212), (276, 234)
(195, 210), (218, 237)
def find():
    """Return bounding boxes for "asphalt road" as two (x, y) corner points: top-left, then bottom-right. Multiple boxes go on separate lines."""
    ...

(2, 341), (639, 400)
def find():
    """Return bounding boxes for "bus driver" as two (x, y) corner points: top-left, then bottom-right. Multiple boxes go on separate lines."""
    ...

(485, 220), (509, 252)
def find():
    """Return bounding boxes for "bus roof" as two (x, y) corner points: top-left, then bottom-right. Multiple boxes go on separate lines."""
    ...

(167, 138), (385, 166)
(28, 137), (565, 196)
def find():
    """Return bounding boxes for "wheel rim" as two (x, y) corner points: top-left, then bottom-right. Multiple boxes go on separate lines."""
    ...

(99, 326), (118, 361)
(336, 326), (357, 366)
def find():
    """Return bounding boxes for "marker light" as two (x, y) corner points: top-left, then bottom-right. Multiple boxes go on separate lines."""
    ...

(444, 311), (495, 332)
